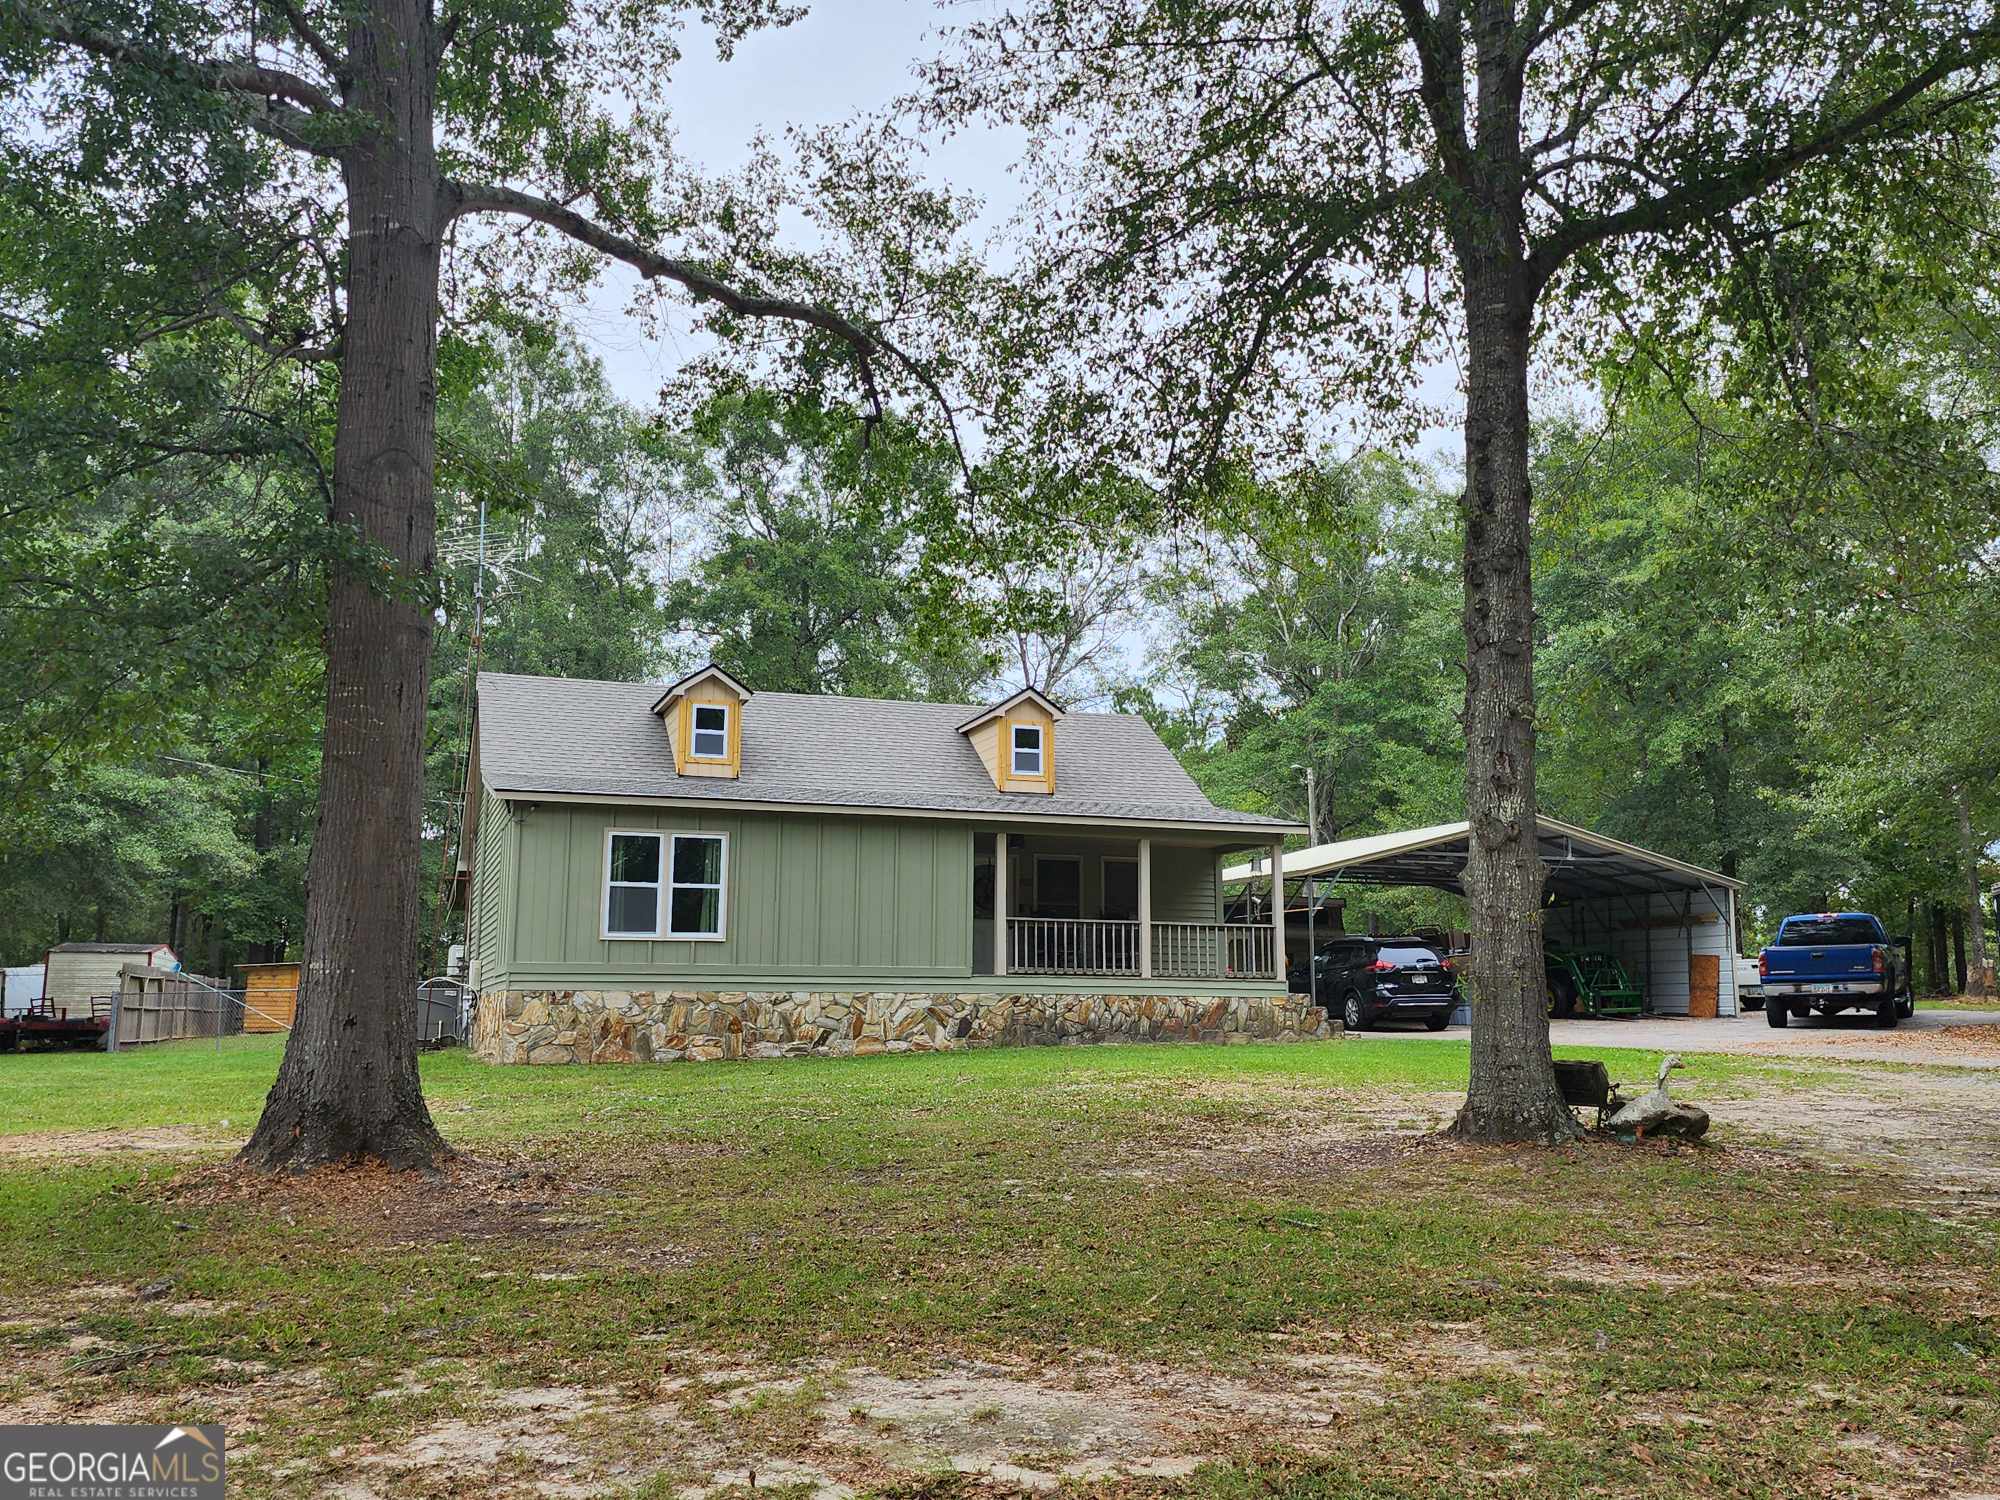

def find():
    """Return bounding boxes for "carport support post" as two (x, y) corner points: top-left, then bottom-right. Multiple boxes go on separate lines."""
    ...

(1730, 886), (1743, 1014)
(1270, 841), (1285, 981)
(1682, 892), (1694, 1018)
(1305, 878), (1316, 1004)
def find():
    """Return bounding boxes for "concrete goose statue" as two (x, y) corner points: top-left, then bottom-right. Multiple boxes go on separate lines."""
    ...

(1605, 1054), (1710, 1141)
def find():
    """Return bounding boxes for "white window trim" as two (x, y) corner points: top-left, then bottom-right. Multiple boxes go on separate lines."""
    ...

(665, 831), (729, 940)
(601, 829), (731, 942)
(602, 828), (665, 940)
(689, 702), (731, 761)
(1010, 722), (1044, 776)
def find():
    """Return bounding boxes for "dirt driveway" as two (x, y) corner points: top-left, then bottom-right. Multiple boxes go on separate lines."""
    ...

(1351, 1004), (2000, 1068)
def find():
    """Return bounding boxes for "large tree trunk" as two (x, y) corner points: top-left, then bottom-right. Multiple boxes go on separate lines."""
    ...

(1951, 907), (1968, 997)
(1955, 786), (1991, 999)
(1449, 255), (1577, 1145)
(1928, 902), (1950, 995)
(241, 0), (449, 1172)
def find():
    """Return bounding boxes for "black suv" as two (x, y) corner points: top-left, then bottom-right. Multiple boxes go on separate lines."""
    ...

(1292, 936), (1459, 1031)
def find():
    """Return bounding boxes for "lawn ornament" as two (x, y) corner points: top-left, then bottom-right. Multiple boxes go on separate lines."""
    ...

(1604, 1054), (1709, 1141)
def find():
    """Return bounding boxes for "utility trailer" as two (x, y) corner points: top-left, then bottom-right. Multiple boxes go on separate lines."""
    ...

(0, 998), (111, 1051)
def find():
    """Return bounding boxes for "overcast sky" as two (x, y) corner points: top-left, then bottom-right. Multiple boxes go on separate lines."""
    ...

(569, 4), (1025, 409)
(565, 3), (1470, 473)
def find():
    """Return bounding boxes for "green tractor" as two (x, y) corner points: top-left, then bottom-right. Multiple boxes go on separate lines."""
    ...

(1545, 948), (1645, 1019)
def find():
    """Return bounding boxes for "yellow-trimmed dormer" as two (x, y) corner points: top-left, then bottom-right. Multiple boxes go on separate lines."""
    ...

(650, 663), (752, 779)
(957, 687), (1063, 795)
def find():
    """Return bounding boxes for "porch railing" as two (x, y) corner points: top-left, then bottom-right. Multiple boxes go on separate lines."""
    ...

(1153, 921), (1276, 981)
(1001, 918), (1278, 981)
(1007, 917), (1141, 976)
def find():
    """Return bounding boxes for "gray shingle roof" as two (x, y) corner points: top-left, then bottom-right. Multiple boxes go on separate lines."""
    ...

(476, 672), (1297, 834)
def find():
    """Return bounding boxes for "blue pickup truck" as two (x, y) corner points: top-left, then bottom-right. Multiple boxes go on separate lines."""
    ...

(1761, 912), (1913, 1029)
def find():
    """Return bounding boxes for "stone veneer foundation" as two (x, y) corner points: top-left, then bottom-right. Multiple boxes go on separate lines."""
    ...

(472, 988), (1332, 1064)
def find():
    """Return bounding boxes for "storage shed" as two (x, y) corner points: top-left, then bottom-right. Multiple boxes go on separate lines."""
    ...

(42, 942), (179, 1015)
(1225, 817), (1744, 1018)
(237, 961), (300, 1032)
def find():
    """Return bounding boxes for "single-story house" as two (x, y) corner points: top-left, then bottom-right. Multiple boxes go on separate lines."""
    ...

(41, 942), (179, 1016)
(463, 666), (1321, 1063)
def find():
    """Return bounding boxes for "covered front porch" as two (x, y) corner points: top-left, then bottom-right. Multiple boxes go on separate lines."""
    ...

(972, 829), (1286, 983)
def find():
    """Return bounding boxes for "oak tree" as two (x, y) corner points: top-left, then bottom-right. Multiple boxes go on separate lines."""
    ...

(8, 0), (960, 1168)
(928, 0), (2000, 1139)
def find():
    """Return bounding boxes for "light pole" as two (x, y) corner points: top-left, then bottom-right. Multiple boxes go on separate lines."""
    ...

(1292, 761), (1323, 1010)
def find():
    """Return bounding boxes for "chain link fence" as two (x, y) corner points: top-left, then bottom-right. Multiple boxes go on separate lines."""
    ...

(95, 971), (469, 1051)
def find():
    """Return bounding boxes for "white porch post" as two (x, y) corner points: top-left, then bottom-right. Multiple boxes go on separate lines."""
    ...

(1269, 840), (1286, 981)
(993, 831), (1008, 978)
(1137, 836), (1153, 979)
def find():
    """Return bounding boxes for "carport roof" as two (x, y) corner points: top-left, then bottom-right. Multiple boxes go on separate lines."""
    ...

(1222, 816), (1741, 900)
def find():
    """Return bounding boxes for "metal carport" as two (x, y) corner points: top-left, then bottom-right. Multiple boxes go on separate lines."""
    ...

(1224, 816), (1746, 1017)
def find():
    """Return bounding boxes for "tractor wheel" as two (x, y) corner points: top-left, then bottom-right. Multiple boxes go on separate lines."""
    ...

(1342, 991), (1368, 1032)
(1548, 973), (1579, 1020)
(1766, 999), (1788, 1029)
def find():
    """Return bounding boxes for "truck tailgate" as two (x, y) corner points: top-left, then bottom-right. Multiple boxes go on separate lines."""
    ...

(1763, 945), (1878, 981)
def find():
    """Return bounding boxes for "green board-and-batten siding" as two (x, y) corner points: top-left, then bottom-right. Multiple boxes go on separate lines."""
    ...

(467, 795), (1274, 994)
(467, 786), (513, 988)
(471, 798), (972, 990)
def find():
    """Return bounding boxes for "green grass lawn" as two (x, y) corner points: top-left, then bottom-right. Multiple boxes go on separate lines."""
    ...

(0, 1030), (1843, 1139)
(0, 1036), (1994, 1499)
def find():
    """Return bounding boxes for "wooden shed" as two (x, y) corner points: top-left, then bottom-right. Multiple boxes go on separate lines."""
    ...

(42, 943), (178, 1016)
(238, 961), (300, 1032)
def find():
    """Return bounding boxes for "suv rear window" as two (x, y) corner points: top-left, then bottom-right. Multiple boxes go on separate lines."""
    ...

(1377, 945), (1441, 965)
(1775, 918), (1880, 946)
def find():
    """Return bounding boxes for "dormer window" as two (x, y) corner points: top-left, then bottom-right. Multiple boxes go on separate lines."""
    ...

(649, 662), (752, 780)
(691, 703), (729, 760)
(957, 686), (1064, 795)
(1011, 724), (1043, 776)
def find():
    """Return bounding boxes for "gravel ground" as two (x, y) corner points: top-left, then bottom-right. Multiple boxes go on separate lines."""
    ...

(1350, 1004), (2000, 1068)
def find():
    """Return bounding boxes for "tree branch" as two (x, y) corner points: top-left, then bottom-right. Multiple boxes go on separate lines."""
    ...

(243, 96), (347, 156)
(1180, 170), (1442, 487)
(215, 306), (342, 365)
(270, 0), (346, 80)
(434, 7), (468, 59)
(441, 179), (973, 477)
(1528, 45), (2000, 283)
(19, 2), (343, 113)
(1393, 0), (1473, 182)
(1518, 0), (1610, 59)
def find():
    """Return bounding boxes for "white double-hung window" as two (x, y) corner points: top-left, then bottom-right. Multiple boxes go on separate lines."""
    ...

(665, 832), (726, 937)
(690, 703), (730, 759)
(1011, 724), (1044, 776)
(603, 831), (728, 940)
